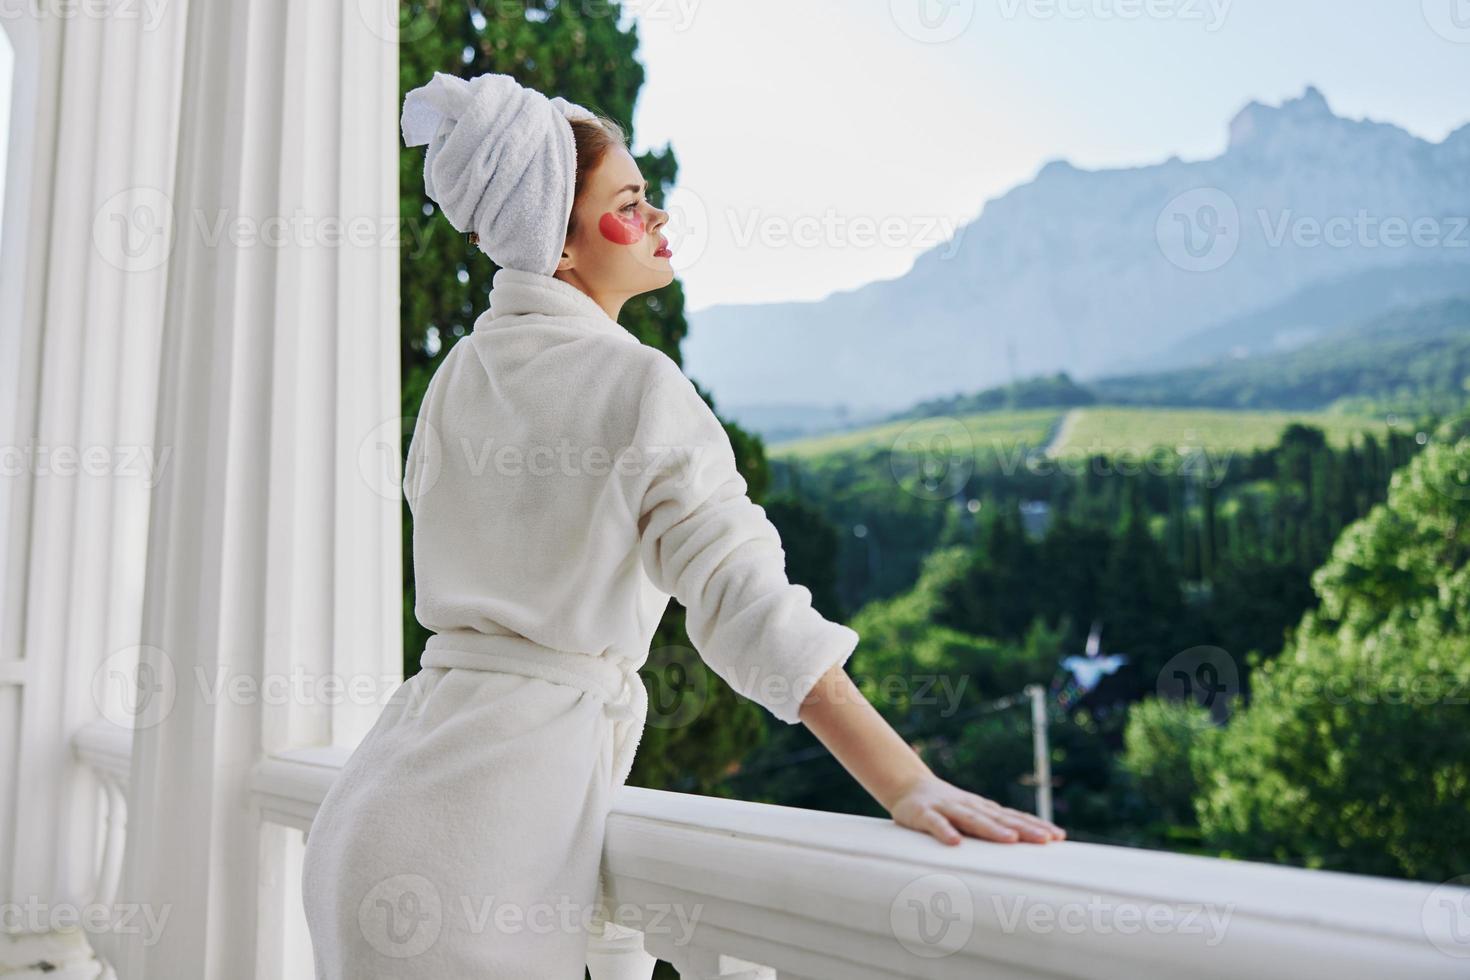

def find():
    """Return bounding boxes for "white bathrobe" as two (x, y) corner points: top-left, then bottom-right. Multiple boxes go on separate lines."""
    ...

(301, 267), (859, 979)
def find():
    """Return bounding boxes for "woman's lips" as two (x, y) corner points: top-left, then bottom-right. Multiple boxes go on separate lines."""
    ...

(654, 237), (673, 259)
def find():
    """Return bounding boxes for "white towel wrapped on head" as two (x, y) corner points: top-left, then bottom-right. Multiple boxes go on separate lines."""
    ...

(401, 71), (598, 276)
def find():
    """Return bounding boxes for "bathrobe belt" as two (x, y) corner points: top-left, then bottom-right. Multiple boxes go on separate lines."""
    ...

(420, 628), (647, 786)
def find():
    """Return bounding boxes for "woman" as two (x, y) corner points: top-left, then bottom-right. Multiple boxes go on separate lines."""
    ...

(302, 71), (1064, 980)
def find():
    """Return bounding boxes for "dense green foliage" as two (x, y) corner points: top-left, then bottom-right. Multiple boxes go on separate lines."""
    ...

(1121, 698), (1214, 827)
(395, 3), (1470, 892)
(890, 372), (1097, 421)
(740, 417), (1439, 853)
(1113, 426), (1470, 874)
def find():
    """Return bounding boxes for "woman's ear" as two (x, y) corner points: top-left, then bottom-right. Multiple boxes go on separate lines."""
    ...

(556, 223), (577, 272)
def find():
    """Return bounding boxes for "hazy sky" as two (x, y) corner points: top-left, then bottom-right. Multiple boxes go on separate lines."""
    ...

(2, 4), (1465, 310)
(627, 0), (1470, 311)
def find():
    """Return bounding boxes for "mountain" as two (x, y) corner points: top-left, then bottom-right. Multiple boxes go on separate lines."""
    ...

(684, 87), (1470, 422)
(1107, 262), (1470, 374)
(1089, 295), (1470, 414)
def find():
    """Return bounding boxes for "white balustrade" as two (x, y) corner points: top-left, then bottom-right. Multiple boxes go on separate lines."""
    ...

(72, 719), (1470, 980)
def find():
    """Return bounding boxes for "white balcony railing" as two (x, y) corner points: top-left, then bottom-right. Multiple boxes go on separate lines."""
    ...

(72, 718), (1466, 979)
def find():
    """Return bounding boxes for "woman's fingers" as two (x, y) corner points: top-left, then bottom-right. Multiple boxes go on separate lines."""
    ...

(987, 809), (1056, 842)
(943, 802), (1020, 843)
(998, 806), (1067, 840)
(969, 796), (1067, 841)
(914, 807), (963, 846)
(893, 785), (1067, 847)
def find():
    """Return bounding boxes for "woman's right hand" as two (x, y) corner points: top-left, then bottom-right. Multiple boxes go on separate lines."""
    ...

(887, 773), (1066, 846)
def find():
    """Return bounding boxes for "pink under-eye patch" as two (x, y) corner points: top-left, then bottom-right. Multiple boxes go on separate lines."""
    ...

(598, 211), (646, 246)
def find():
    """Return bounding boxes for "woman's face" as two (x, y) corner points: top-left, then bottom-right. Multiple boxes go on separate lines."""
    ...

(556, 144), (674, 311)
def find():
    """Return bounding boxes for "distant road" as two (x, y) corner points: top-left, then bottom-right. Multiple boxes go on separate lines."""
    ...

(1043, 409), (1082, 458)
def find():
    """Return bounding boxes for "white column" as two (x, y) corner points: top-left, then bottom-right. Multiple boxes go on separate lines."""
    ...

(0, 0), (187, 928)
(5, 2), (111, 909)
(110, 0), (399, 976)
(0, 7), (59, 905)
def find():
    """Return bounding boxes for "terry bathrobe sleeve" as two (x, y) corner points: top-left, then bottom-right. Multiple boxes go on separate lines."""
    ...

(631, 360), (860, 724)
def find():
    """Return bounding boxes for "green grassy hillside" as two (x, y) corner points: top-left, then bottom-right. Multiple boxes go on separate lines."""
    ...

(770, 408), (1061, 466)
(771, 404), (1393, 468)
(1047, 406), (1389, 457)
